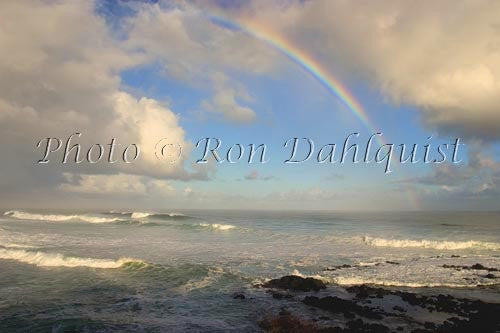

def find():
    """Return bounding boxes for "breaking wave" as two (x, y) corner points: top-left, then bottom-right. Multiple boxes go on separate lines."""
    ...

(363, 236), (500, 251)
(131, 212), (151, 219)
(198, 223), (236, 231)
(0, 248), (142, 268)
(4, 211), (122, 224)
(109, 211), (188, 219)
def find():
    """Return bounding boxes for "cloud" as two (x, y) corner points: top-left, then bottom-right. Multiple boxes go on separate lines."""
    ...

(199, 73), (256, 123)
(0, 0), (203, 205)
(266, 187), (338, 202)
(110, 92), (198, 179)
(244, 169), (275, 181)
(229, 0), (500, 140)
(124, 2), (277, 123)
(397, 146), (500, 208)
(60, 173), (175, 196)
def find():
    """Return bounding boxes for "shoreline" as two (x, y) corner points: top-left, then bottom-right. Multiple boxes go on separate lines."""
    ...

(245, 275), (500, 332)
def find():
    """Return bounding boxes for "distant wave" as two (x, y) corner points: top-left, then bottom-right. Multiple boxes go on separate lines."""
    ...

(108, 211), (188, 220)
(0, 248), (142, 268)
(363, 236), (500, 251)
(0, 243), (35, 249)
(198, 223), (236, 231)
(4, 210), (122, 223)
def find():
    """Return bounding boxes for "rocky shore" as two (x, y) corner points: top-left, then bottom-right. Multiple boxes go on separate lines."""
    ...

(244, 275), (500, 332)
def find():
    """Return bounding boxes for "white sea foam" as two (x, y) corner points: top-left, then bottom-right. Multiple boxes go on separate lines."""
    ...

(125, 211), (185, 218)
(4, 210), (121, 223)
(290, 269), (330, 282)
(166, 212), (185, 217)
(179, 267), (225, 292)
(131, 212), (151, 219)
(363, 236), (500, 250)
(0, 248), (141, 268)
(0, 243), (35, 249)
(199, 223), (236, 230)
(323, 255), (500, 288)
(330, 276), (499, 288)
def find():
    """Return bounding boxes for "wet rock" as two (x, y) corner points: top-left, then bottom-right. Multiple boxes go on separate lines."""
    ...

(392, 305), (406, 312)
(442, 263), (499, 272)
(423, 322), (436, 330)
(259, 311), (332, 333)
(324, 264), (353, 271)
(346, 319), (390, 333)
(232, 293), (245, 300)
(267, 290), (294, 300)
(345, 285), (391, 299)
(302, 296), (385, 320)
(263, 275), (327, 292)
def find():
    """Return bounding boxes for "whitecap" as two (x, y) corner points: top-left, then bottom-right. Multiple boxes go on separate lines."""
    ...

(363, 236), (500, 251)
(0, 248), (142, 268)
(4, 210), (122, 224)
(199, 223), (236, 231)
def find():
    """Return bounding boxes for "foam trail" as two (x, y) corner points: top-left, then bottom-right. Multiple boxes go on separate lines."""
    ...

(363, 236), (500, 250)
(4, 210), (121, 223)
(0, 248), (141, 268)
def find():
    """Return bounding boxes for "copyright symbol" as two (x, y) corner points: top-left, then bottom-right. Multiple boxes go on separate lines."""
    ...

(154, 138), (182, 163)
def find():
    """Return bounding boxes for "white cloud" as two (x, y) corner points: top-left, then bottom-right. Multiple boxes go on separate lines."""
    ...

(243, 170), (275, 181)
(232, 0), (500, 140)
(60, 173), (175, 196)
(199, 73), (256, 123)
(0, 0), (201, 204)
(110, 92), (193, 178)
(124, 2), (276, 123)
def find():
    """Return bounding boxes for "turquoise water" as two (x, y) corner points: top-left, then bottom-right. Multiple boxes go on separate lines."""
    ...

(0, 210), (499, 331)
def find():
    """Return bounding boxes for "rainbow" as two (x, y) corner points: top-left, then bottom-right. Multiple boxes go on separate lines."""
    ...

(207, 12), (420, 210)
(209, 14), (380, 136)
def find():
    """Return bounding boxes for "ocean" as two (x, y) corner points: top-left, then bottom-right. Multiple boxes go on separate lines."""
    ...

(0, 210), (499, 332)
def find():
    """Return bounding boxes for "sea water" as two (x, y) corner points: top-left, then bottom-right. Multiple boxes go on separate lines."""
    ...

(0, 210), (499, 331)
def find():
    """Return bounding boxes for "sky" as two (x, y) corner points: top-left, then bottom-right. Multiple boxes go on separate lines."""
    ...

(0, 0), (499, 211)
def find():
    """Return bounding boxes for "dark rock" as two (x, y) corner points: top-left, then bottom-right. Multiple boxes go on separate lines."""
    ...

(346, 285), (391, 299)
(324, 264), (352, 271)
(345, 284), (500, 332)
(392, 305), (406, 312)
(263, 275), (327, 292)
(346, 319), (390, 333)
(232, 293), (245, 300)
(303, 296), (384, 320)
(131, 303), (141, 312)
(259, 312), (319, 332)
(423, 322), (436, 329)
(267, 290), (293, 300)
(443, 263), (499, 272)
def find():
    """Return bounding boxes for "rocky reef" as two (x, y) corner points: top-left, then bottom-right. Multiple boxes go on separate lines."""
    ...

(247, 275), (500, 332)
